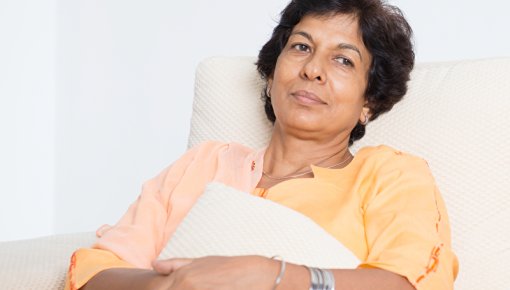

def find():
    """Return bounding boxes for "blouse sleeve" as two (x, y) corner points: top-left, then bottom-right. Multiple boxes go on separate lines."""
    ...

(359, 152), (459, 290)
(64, 248), (134, 290)
(65, 141), (228, 290)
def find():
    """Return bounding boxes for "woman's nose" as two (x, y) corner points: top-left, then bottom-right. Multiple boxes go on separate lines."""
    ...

(300, 55), (327, 83)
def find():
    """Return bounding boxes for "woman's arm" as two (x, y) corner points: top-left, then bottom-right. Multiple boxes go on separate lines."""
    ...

(80, 268), (164, 290)
(88, 255), (413, 290)
(160, 256), (415, 290)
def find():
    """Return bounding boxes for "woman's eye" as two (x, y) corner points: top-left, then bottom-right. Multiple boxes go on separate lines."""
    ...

(335, 57), (354, 67)
(292, 44), (310, 52)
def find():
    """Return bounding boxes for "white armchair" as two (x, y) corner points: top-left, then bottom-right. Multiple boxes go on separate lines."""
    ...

(1, 57), (509, 290)
(188, 57), (510, 290)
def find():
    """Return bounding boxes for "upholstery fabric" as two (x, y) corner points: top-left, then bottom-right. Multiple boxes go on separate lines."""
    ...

(159, 182), (359, 268)
(0, 232), (96, 290)
(188, 57), (273, 149)
(188, 57), (510, 290)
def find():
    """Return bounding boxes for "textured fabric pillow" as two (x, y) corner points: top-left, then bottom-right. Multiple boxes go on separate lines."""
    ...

(159, 182), (359, 269)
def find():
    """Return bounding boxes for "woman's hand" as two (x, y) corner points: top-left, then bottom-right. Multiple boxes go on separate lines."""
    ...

(152, 255), (279, 290)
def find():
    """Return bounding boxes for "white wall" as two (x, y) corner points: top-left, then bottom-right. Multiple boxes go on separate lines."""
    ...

(391, 0), (510, 61)
(54, 0), (290, 234)
(1, 0), (509, 241)
(0, 0), (56, 241)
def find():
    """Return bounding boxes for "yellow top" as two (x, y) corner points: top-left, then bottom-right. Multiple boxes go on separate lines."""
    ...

(65, 142), (458, 290)
(253, 146), (458, 289)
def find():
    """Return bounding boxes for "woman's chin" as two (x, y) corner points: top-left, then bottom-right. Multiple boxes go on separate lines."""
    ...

(277, 118), (327, 134)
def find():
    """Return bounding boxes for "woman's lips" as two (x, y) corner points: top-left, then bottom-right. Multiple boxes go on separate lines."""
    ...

(291, 90), (327, 105)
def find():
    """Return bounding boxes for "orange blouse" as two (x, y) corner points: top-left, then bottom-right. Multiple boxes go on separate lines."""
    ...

(65, 141), (458, 290)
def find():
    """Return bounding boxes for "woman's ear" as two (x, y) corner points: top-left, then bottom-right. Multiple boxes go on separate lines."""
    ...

(267, 79), (273, 96)
(359, 106), (371, 125)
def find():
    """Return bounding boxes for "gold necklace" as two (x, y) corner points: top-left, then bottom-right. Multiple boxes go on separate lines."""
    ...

(262, 153), (353, 181)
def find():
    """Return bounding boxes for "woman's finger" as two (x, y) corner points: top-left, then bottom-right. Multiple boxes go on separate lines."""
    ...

(152, 258), (194, 275)
(95, 224), (112, 237)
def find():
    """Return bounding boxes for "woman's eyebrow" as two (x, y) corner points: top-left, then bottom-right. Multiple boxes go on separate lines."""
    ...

(291, 31), (363, 61)
(337, 43), (363, 61)
(291, 31), (314, 42)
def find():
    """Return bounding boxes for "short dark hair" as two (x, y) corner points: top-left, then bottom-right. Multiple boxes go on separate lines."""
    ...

(256, 0), (415, 145)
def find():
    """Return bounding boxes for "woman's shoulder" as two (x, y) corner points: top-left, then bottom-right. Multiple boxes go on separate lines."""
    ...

(186, 141), (260, 163)
(354, 145), (439, 206)
(356, 144), (425, 161)
(355, 144), (431, 175)
(190, 140), (258, 153)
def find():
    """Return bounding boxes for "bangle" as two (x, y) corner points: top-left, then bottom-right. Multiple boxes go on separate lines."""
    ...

(306, 266), (335, 290)
(322, 268), (335, 290)
(270, 255), (286, 290)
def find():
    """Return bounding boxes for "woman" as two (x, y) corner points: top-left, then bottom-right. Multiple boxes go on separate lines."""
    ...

(67, 0), (458, 289)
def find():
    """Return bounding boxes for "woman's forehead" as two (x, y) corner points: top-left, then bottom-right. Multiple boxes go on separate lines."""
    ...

(292, 13), (360, 36)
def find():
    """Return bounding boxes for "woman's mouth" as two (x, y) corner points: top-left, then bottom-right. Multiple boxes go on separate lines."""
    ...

(291, 90), (327, 105)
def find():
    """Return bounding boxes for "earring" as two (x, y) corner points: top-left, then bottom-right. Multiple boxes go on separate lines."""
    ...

(360, 111), (369, 125)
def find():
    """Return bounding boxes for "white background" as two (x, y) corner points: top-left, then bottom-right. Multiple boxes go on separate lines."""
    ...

(1, 0), (509, 241)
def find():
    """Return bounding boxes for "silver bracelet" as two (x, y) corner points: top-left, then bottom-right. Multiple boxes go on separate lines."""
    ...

(271, 255), (286, 290)
(306, 266), (335, 290)
(322, 268), (335, 290)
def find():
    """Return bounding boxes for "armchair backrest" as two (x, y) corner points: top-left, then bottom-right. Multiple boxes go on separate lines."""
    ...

(188, 56), (510, 290)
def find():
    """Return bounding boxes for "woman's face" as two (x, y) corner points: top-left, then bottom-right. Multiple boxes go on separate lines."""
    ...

(269, 13), (372, 141)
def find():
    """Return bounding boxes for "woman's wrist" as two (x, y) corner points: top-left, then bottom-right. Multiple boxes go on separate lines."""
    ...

(262, 257), (310, 290)
(270, 256), (286, 289)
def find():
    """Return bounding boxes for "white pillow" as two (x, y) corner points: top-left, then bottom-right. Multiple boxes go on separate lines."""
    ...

(159, 182), (359, 269)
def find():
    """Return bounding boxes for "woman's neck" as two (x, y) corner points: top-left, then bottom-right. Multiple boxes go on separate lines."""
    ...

(263, 126), (352, 179)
